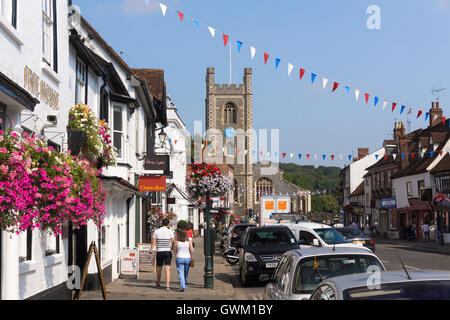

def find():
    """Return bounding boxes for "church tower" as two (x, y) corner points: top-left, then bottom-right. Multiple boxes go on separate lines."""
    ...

(205, 68), (253, 217)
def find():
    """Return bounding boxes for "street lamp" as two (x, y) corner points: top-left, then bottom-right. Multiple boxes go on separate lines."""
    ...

(158, 129), (167, 145)
(203, 191), (214, 289)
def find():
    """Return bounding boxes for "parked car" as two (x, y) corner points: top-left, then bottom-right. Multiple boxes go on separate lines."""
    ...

(309, 270), (450, 300)
(238, 225), (299, 286)
(335, 227), (375, 252)
(263, 247), (385, 300)
(280, 222), (372, 252)
(221, 223), (256, 252)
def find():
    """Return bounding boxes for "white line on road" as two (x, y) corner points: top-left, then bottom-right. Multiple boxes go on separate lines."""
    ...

(405, 265), (420, 270)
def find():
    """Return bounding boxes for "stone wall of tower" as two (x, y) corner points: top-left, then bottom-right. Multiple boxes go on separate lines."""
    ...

(204, 68), (254, 217)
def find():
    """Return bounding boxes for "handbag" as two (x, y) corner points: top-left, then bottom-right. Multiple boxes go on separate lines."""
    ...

(190, 259), (194, 268)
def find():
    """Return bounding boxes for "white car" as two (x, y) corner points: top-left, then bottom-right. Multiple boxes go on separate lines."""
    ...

(280, 222), (373, 253)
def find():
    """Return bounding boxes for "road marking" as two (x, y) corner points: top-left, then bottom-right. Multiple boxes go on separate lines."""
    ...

(405, 265), (420, 270)
(381, 260), (390, 264)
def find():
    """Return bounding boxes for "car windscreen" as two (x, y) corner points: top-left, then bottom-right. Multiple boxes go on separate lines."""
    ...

(337, 228), (366, 238)
(293, 255), (385, 294)
(233, 225), (255, 237)
(314, 228), (348, 244)
(343, 280), (450, 300)
(246, 229), (297, 247)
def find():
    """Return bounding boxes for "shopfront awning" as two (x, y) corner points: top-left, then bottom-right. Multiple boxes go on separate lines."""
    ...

(0, 71), (39, 111)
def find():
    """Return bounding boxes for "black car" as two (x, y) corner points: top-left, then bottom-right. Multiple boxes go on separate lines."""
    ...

(335, 227), (375, 252)
(224, 223), (256, 250)
(238, 225), (299, 286)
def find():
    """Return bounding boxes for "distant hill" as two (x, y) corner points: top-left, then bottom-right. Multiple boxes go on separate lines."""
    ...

(279, 163), (341, 213)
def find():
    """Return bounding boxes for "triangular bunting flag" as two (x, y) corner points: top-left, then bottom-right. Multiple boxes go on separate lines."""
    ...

(208, 26), (215, 37)
(374, 96), (379, 106)
(322, 78), (328, 89)
(288, 63), (294, 76)
(392, 102), (397, 112)
(237, 41), (243, 52)
(375, 155), (379, 160)
(425, 113), (429, 121)
(160, 3), (167, 16)
(332, 82), (339, 92)
(282, 153), (286, 158)
(307, 154), (311, 159)
(298, 154), (302, 159)
(430, 151), (434, 157)
(400, 105), (406, 114)
(264, 53), (269, 64)
(392, 154), (397, 160)
(365, 93), (370, 104)
(177, 11), (184, 21)
(384, 155), (388, 160)
(348, 155), (352, 161)
(311, 73), (317, 84)
(421, 152), (425, 158)
(440, 151), (443, 157)
(382, 100), (388, 110)
(411, 153), (415, 158)
(275, 58), (281, 69)
(345, 86), (350, 95)
(290, 153), (294, 158)
(300, 68), (306, 80)
(250, 47), (256, 59)
(402, 153), (405, 159)
(417, 110), (423, 118)
(223, 34), (229, 47)
(192, 19), (199, 28)
(355, 90), (360, 102)
(339, 155), (343, 160)
(443, 116), (447, 125)
(331, 155), (335, 160)
(322, 155), (326, 160)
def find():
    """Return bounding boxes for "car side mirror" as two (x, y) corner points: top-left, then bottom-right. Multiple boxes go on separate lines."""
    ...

(313, 239), (320, 247)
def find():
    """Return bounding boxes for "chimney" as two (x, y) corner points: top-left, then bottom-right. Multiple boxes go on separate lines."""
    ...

(358, 148), (369, 160)
(429, 101), (443, 127)
(393, 121), (405, 139)
(399, 137), (409, 170)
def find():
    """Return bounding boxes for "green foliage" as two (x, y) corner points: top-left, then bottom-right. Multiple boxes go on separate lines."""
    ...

(280, 163), (341, 213)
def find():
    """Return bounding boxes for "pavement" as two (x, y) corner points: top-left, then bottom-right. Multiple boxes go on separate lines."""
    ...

(81, 237), (235, 300)
(374, 236), (450, 256)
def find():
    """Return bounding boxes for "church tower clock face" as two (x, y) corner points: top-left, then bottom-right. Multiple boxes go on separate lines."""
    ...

(224, 127), (236, 139)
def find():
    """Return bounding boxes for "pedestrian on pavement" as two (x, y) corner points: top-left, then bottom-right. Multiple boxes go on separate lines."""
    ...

(422, 221), (430, 240)
(174, 229), (194, 292)
(150, 217), (175, 291)
(185, 223), (195, 247)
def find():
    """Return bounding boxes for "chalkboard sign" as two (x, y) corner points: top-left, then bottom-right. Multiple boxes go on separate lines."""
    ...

(138, 243), (155, 272)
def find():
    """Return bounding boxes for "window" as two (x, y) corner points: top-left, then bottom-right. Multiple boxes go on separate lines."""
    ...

(0, 0), (17, 28)
(224, 102), (237, 124)
(299, 231), (318, 246)
(101, 225), (107, 261)
(256, 178), (273, 202)
(112, 106), (124, 158)
(0, 103), (6, 130)
(19, 228), (32, 262)
(42, 0), (57, 71)
(417, 180), (425, 196)
(44, 231), (60, 256)
(406, 181), (413, 197)
(75, 58), (86, 105)
(188, 208), (194, 223)
(311, 285), (336, 300)
(233, 180), (239, 203)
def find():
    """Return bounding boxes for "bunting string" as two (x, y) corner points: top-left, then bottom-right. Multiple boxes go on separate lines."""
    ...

(154, 1), (444, 122)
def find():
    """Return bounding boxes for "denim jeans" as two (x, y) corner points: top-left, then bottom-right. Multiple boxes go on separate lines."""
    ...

(176, 258), (191, 290)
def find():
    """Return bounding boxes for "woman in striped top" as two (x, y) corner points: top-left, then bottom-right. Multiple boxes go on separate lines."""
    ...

(150, 218), (175, 290)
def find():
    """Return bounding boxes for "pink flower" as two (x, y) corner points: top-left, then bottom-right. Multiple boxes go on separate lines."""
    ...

(0, 165), (8, 175)
(0, 148), (7, 154)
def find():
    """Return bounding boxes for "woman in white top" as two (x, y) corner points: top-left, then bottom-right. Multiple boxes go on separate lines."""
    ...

(175, 230), (194, 292)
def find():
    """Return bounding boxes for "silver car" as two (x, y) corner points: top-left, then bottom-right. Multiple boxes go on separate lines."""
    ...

(263, 247), (386, 300)
(309, 271), (450, 300)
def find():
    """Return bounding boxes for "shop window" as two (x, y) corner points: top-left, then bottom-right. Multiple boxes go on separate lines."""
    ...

(75, 58), (86, 104)
(0, 0), (17, 28)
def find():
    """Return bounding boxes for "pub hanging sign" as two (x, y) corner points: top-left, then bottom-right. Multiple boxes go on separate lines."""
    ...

(138, 175), (166, 192)
(143, 155), (170, 172)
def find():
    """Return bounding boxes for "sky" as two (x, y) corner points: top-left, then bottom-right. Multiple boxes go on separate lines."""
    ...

(74, 0), (450, 168)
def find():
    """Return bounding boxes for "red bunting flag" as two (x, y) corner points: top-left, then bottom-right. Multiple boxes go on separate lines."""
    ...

(300, 68), (306, 80)
(175, 140), (177, 144)
(177, 11), (184, 21)
(260, 152), (263, 156)
(411, 153), (415, 158)
(417, 110), (423, 118)
(440, 151), (443, 156)
(332, 82), (339, 92)
(264, 53), (269, 64)
(282, 153), (286, 158)
(392, 102), (397, 112)
(358, 155), (362, 160)
(331, 155), (335, 160)
(365, 93), (370, 104)
(306, 154), (310, 159)
(443, 117), (447, 125)
(384, 155), (388, 160)
(223, 34), (229, 47)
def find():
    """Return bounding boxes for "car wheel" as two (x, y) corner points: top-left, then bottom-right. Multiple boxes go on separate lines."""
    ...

(240, 268), (250, 287)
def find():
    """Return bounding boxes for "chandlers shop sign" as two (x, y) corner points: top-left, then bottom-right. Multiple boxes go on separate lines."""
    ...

(139, 175), (166, 192)
(143, 155), (170, 171)
(382, 198), (397, 209)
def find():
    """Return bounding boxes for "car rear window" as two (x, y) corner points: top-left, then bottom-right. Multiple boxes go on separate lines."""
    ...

(337, 228), (366, 238)
(343, 280), (450, 300)
(246, 229), (296, 247)
(293, 255), (385, 294)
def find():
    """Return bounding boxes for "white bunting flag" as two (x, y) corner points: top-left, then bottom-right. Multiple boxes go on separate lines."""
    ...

(433, 114), (438, 121)
(208, 26), (215, 38)
(290, 153), (294, 158)
(339, 155), (343, 160)
(159, 3), (167, 16)
(355, 90), (360, 102)
(288, 63), (294, 76)
(322, 78), (328, 89)
(392, 154), (397, 160)
(382, 100), (388, 110)
(267, 152), (271, 157)
(314, 154), (318, 160)
(250, 46), (256, 60)
(421, 152), (425, 158)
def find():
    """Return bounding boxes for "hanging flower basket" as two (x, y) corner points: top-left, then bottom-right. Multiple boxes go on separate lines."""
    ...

(186, 164), (232, 202)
